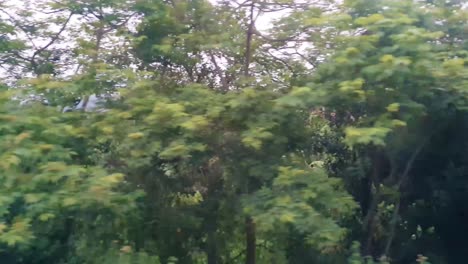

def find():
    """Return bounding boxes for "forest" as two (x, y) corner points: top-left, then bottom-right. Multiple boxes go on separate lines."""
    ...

(0, 0), (466, 263)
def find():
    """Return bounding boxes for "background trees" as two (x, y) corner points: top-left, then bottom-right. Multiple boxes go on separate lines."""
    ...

(0, 0), (466, 263)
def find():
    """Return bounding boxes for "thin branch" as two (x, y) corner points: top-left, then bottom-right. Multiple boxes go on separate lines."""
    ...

(264, 50), (294, 72)
(233, 0), (251, 9)
(11, 50), (30, 62)
(109, 12), (138, 30)
(0, 9), (38, 49)
(257, 6), (290, 12)
(293, 49), (317, 67)
(39, 8), (67, 15)
(31, 11), (74, 63)
(253, 27), (309, 43)
(208, 51), (229, 92)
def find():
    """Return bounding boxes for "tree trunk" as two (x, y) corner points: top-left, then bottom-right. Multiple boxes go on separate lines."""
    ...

(81, 22), (103, 112)
(383, 139), (428, 257)
(363, 189), (380, 256)
(243, 1), (255, 77)
(207, 229), (219, 264)
(363, 152), (382, 256)
(245, 216), (256, 264)
(363, 149), (390, 257)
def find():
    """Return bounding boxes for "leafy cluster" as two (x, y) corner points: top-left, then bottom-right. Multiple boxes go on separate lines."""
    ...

(0, 0), (466, 263)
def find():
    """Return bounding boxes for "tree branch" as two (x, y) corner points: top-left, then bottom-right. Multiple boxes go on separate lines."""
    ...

(208, 51), (229, 92)
(383, 136), (431, 257)
(31, 11), (74, 70)
(0, 9), (38, 49)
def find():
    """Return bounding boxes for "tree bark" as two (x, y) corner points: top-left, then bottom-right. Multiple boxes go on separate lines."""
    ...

(207, 229), (219, 264)
(363, 151), (385, 256)
(245, 216), (256, 264)
(243, 1), (255, 77)
(383, 139), (429, 257)
(243, 3), (257, 263)
(363, 150), (396, 257)
(208, 51), (229, 92)
(81, 21), (103, 112)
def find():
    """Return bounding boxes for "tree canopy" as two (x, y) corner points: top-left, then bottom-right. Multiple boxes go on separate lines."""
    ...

(0, 0), (466, 263)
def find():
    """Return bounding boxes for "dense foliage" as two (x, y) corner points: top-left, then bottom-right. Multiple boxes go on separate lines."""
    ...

(0, 0), (466, 263)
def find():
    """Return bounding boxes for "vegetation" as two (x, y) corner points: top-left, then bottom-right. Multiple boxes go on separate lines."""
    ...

(0, 0), (466, 263)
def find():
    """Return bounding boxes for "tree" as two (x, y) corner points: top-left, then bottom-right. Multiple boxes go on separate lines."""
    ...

(298, 0), (467, 261)
(0, 0), (466, 263)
